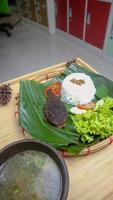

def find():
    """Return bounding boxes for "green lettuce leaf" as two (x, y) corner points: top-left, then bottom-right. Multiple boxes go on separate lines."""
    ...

(71, 97), (113, 143)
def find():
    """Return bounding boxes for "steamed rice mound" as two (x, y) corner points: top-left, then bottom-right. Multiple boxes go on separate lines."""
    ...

(61, 73), (96, 105)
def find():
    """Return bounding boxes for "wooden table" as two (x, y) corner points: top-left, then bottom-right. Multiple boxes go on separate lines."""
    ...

(0, 58), (113, 200)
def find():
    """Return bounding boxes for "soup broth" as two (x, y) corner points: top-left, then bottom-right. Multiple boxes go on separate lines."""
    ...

(0, 150), (62, 200)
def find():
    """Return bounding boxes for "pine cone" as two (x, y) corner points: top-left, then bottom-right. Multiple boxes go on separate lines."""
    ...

(66, 58), (76, 67)
(0, 84), (12, 105)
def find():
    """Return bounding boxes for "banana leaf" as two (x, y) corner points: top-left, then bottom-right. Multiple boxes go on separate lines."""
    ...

(19, 81), (80, 149)
(19, 63), (113, 155)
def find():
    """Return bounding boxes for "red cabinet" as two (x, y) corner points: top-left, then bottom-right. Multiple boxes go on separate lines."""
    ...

(55, 0), (111, 50)
(69, 0), (86, 39)
(85, 0), (111, 49)
(55, 0), (67, 32)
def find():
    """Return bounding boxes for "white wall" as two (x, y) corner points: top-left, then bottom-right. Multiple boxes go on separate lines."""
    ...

(47, 0), (56, 33)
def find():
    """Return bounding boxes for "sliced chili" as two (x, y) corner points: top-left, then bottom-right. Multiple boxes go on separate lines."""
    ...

(44, 82), (61, 96)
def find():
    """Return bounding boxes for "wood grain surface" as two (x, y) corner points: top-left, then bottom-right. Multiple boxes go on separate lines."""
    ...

(0, 58), (113, 200)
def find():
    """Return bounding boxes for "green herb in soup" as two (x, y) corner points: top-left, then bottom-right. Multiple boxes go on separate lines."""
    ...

(0, 150), (62, 200)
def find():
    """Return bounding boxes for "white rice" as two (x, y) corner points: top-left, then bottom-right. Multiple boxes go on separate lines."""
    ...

(61, 73), (96, 105)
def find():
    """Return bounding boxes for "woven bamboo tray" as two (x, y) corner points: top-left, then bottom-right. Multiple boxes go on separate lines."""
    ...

(15, 58), (113, 156)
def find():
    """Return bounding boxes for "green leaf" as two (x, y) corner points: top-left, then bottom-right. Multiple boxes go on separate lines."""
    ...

(19, 80), (79, 150)
(66, 143), (86, 155)
(96, 85), (109, 99)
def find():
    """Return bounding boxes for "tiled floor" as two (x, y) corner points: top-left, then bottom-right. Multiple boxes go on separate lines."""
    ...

(0, 21), (113, 82)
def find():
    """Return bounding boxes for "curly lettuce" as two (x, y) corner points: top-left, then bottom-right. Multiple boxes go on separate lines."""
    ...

(71, 97), (113, 143)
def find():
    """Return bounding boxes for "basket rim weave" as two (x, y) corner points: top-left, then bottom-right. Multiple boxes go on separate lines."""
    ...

(15, 67), (113, 156)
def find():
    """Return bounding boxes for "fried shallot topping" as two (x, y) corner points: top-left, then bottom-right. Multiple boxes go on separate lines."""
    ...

(70, 78), (85, 85)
